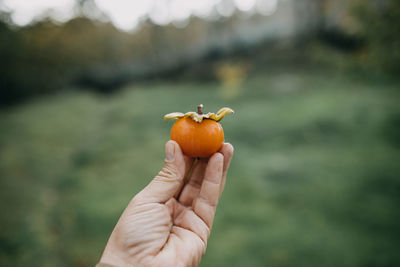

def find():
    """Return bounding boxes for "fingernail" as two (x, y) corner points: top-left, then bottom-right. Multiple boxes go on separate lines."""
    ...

(166, 141), (175, 162)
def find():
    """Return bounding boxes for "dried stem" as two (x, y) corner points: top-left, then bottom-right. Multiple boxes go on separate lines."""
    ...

(197, 104), (204, 115)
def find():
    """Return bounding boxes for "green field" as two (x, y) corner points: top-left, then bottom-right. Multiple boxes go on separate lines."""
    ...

(1, 68), (400, 267)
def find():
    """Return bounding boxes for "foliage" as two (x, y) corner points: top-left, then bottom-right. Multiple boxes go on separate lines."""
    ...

(0, 17), (136, 105)
(352, 0), (400, 75)
(1, 68), (399, 267)
(0, 15), (244, 105)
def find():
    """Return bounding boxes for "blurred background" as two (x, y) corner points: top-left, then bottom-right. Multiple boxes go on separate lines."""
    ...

(1, 0), (400, 266)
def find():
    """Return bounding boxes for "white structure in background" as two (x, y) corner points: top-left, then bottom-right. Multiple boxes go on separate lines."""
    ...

(2, 0), (303, 32)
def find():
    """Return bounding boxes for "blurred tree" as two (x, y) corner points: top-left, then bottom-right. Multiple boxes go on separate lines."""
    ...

(316, 0), (364, 52)
(0, 17), (137, 105)
(353, 0), (400, 75)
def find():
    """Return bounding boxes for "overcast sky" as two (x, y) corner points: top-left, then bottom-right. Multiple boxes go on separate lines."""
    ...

(0, 0), (278, 31)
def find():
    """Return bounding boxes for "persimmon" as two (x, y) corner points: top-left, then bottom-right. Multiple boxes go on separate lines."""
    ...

(164, 104), (234, 158)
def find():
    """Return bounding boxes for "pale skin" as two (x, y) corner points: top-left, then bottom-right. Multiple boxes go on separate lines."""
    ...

(99, 140), (234, 267)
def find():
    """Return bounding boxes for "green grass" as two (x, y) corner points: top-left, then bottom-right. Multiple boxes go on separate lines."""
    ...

(1, 68), (400, 267)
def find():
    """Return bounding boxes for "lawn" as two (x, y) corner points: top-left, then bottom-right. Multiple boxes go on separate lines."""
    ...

(1, 68), (399, 267)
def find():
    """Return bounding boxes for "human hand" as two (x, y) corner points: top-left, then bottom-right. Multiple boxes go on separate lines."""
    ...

(98, 140), (234, 267)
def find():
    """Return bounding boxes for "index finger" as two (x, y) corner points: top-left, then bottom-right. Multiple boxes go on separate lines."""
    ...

(193, 152), (224, 228)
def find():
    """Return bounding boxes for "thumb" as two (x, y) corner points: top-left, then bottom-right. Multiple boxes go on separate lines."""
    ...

(135, 140), (187, 204)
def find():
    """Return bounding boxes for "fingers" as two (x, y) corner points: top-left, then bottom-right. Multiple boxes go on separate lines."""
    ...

(167, 198), (210, 245)
(135, 140), (191, 204)
(178, 159), (208, 206)
(193, 152), (224, 228)
(173, 156), (195, 199)
(179, 143), (234, 206)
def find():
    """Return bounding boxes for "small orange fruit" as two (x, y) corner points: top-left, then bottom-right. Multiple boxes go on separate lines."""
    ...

(164, 104), (234, 158)
(171, 117), (224, 158)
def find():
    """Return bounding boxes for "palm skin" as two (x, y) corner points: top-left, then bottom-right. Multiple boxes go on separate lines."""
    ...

(99, 140), (234, 267)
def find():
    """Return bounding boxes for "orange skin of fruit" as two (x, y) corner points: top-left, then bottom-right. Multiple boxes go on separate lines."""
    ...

(170, 117), (224, 158)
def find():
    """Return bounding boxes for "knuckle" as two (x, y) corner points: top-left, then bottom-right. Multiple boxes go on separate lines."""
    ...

(157, 164), (180, 181)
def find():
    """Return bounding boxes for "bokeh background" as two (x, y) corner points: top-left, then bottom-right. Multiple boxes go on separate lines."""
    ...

(1, 0), (400, 266)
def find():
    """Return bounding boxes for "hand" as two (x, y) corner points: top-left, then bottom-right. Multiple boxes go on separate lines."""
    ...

(98, 140), (234, 267)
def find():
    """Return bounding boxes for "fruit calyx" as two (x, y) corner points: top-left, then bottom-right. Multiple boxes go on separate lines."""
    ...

(164, 104), (234, 123)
